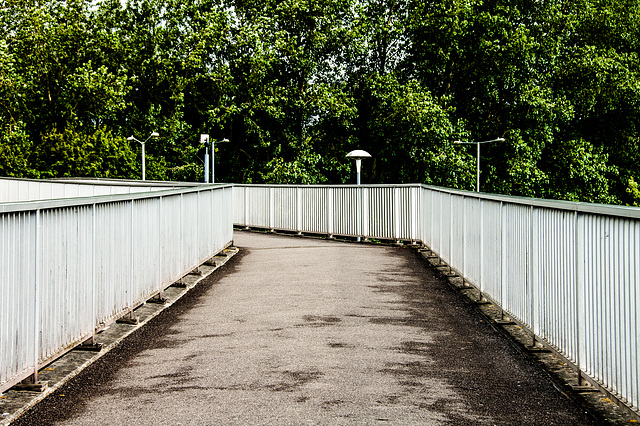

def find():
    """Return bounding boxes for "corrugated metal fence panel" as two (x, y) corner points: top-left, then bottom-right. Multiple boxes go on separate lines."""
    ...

(581, 214), (640, 409)
(38, 206), (94, 362)
(481, 200), (502, 298)
(397, 186), (419, 241)
(502, 203), (532, 326)
(132, 198), (162, 304)
(332, 187), (359, 236)
(198, 190), (214, 261)
(160, 194), (187, 286)
(449, 194), (465, 271)
(274, 187), (298, 231)
(181, 192), (201, 273)
(427, 190), (443, 256)
(367, 187), (394, 239)
(233, 185), (246, 225)
(420, 189), (433, 248)
(463, 196), (482, 286)
(0, 211), (37, 389)
(95, 201), (134, 324)
(301, 187), (328, 234)
(537, 208), (578, 359)
(247, 186), (271, 228)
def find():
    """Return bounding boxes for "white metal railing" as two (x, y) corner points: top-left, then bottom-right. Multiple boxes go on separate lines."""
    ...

(0, 177), (194, 203)
(1, 182), (234, 393)
(233, 184), (640, 412)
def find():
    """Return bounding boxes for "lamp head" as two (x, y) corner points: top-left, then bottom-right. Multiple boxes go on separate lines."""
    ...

(346, 150), (371, 160)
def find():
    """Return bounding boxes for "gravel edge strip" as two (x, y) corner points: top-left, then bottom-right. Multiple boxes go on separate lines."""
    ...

(1, 246), (238, 425)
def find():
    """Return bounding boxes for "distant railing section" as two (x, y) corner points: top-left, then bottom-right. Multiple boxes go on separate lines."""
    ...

(233, 185), (422, 241)
(233, 184), (640, 413)
(0, 182), (234, 393)
(0, 177), (189, 203)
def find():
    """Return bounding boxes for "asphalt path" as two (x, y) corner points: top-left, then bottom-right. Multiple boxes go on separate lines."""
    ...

(15, 231), (598, 425)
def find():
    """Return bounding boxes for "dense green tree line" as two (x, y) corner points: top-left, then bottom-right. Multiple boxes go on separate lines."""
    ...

(1, 0), (639, 205)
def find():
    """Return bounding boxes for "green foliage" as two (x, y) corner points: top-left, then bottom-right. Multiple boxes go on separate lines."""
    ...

(0, 0), (639, 206)
(627, 177), (640, 206)
(35, 127), (137, 178)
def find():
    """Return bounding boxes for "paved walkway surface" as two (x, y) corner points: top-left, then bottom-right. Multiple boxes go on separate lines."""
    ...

(14, 232), (598, 425)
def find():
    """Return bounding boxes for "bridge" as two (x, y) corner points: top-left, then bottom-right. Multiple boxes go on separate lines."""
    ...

(0, 178), (639, 423)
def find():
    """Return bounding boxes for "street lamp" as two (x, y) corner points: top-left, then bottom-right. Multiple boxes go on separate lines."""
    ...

(201, 134), (210, 183)
(127, 132), (159, 181)
(201, 135), (230, 183)
(346, 149), (371, 185)
(454, 137), (505, 192)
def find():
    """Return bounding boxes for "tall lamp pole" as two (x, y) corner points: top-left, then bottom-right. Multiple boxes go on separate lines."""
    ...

(201, 134), (210, 183)
(454, 137), (505, 192)
(127, 132), (159, 181)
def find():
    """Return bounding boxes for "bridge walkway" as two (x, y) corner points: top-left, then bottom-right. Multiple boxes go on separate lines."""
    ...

(13, 231), (597, 425)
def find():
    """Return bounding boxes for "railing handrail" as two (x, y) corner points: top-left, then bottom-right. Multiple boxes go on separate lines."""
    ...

(0, 183), (233, 213)
(233, 182), (640, 219)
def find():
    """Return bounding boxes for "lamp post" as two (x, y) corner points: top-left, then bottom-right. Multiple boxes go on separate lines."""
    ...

(201, 135), (230, 183)
(346, 149), (371, 185)
(201, 134), (210, 183)
(127, 132), (159, 181)
(454, 137), (504, 192)
(346, 150), (371, 241)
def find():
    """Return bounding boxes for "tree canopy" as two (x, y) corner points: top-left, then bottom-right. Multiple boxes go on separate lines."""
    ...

(1, 0), (639, 205)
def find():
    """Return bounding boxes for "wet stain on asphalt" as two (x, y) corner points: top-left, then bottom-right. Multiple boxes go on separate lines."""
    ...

(368, 249), (600, 425)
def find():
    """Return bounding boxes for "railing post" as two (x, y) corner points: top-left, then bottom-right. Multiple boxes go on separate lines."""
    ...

(462, 196), (467, 279)
(530, 206), (539, 340)
(269, 187), (274, 231)
(576, 211), (585, 384)
(90, 204), (96, 345)
(500, 202), (506, 313)
(158, 196), (163, 295)
(296, 187), (302, 234)
(479, 199), (484, 293)
(410, 186), (418, 243)
(394, 187), (400, 242)
(327, 187), (333, 237)
(449, 192), (453, 263)
(180, 193), (184, 274)
(129, 200), (135, 316)
(32, 209), (41, 384)
(244, 186), (249, 228)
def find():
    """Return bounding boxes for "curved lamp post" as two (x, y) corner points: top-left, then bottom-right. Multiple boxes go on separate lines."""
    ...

(127, 132), (159, 181)
(454, 138), (504, 192)
(346, 149), (371, 185)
